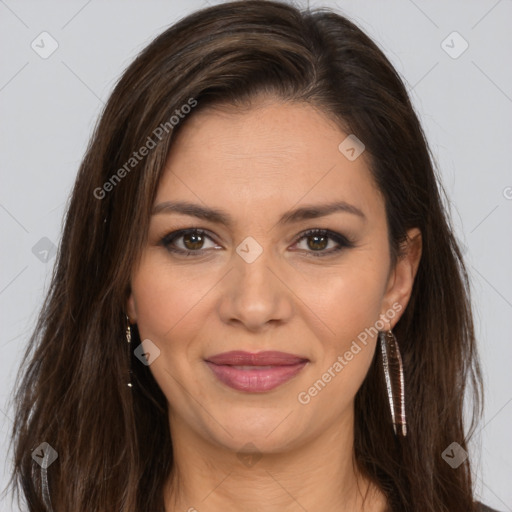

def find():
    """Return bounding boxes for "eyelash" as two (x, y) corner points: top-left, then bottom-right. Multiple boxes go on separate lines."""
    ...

(159, 228), (355, 258)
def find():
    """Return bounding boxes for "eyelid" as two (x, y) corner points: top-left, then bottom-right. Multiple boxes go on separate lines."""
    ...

(292, 228), (355, 257)
(159, 227), (355, 257)
(160, 228), (220, 252)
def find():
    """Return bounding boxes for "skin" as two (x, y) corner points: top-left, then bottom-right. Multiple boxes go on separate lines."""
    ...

(127, 97), (422, 512)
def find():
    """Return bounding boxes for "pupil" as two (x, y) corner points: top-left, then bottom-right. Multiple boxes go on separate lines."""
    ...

(184, 232), (203, 250)
(309, 235), (327, 251)
(181, 233), (328, 252)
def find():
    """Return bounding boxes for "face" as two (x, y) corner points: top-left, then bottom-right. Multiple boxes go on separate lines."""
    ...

(127, 98), (421, 453)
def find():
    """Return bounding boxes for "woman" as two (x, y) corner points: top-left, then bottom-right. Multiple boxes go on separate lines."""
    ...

(5, 1), (501, 511)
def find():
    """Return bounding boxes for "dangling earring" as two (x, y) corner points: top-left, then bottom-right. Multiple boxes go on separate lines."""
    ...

(126, 315), (134, 389)
(379, 329), (407, 437)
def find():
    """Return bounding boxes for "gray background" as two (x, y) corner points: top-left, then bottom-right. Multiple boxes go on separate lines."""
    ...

(1, 0), (511, 510)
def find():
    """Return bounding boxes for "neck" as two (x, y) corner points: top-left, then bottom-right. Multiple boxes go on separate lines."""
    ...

(163, 410), (388, 512)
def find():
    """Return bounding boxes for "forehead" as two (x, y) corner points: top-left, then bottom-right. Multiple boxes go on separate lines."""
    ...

(155, 100), (383, 226)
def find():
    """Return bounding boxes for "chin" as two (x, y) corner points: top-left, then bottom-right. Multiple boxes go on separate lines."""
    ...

(204, 406), (305, 454)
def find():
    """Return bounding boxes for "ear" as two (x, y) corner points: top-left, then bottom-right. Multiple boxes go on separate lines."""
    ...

(126, 291), (137, 323)
(381, 227), (422, 329)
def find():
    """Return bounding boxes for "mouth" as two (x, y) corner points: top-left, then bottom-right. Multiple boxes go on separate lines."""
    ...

(204, 351), (309, 392)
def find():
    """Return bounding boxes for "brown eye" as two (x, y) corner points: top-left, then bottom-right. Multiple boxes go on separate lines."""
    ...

(293, 229), (355, 257)
(182, 231), (206, 250)
(160, 228), (354, 258)
(160, 229), (219, 256)
(305, 233), (329, 251)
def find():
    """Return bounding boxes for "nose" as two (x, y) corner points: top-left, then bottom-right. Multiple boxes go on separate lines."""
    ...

(217, 242), (294, 332)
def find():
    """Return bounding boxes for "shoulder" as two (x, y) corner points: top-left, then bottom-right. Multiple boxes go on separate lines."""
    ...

(476, 501), (503, 512)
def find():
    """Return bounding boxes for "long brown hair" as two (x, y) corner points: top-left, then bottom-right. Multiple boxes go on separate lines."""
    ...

(5, 1), (483, 511)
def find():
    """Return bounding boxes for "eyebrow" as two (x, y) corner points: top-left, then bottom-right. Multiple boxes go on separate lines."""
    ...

(152, 199), (366, 228)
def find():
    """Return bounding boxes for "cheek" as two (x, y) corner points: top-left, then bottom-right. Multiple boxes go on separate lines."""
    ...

(130, 256), (206, 344)
(296, 253), (388, 402)
(302, 258), (387, 347)
(335, 273), (382, 341)
(296, 268), (385, 410)
(129, 258), (214, 398)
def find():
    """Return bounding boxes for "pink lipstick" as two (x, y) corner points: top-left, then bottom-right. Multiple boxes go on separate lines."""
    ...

(205, 350), (308, 392)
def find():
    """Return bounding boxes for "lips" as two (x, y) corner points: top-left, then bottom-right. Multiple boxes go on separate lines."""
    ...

(205, 351), (309, 392)
(206, 350), (307, 366)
